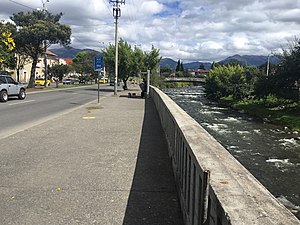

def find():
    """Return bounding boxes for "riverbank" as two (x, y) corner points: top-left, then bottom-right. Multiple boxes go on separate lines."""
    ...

(221, 97), (300, 132)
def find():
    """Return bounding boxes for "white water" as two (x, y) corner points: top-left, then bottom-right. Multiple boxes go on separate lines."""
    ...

(165, 86), (300, 219)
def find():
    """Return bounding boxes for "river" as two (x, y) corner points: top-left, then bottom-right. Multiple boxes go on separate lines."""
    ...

(164, 85), (300, 219)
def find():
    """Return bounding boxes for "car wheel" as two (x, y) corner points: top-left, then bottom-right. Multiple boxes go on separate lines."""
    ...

(0, 90), (8, 102)
(18, 89), (26, 100)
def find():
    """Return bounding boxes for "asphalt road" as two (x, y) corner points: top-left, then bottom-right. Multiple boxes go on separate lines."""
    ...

(0, 85), (113, 139)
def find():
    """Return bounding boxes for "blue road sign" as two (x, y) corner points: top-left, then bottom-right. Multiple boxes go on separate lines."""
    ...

(94, 56), (104, 71)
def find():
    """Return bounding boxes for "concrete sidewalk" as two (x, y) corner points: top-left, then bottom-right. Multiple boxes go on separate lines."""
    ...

(0, 91), (183, 224)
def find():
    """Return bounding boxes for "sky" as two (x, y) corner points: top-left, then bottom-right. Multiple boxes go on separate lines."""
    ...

(0, 0), (300, 62)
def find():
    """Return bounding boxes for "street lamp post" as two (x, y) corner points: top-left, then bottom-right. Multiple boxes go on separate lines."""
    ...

(266, 54), (270, 76)
(42, 0), (50, 87)
(41, 0), (49, 9)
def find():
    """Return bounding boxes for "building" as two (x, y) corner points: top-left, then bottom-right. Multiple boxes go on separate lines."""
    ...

(187, 69), (209, 77)
(10, 50), (60, 83)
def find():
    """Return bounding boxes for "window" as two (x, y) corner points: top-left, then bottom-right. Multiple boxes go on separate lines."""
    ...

(6, 77), (16, 84)
(0, 76), (6, 84)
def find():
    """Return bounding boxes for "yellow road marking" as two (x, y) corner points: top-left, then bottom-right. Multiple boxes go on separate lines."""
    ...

(82, 116), (96, 120)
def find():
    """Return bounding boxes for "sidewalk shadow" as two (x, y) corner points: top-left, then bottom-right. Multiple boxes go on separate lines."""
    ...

(122, 99), (183, 225)
(83, 88), (115, 93)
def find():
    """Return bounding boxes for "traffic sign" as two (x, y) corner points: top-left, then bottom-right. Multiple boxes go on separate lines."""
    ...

(94, 56), (104, 71)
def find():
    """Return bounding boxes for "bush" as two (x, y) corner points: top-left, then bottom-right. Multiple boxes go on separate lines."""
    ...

(263, 94), (293, 107)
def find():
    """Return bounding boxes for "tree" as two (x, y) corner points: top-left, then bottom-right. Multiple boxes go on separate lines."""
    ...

(210, 61), (219, 69)
(243, 66), (262, 98)
(175, 60), (180, 72)
(271, 38), (300, 100)
(175, 59), (184, 72)
(205, 64), (250, 100)
(15, 52), (31, 82)
(11, 10), (71, 88)
(72, 51), (97, 82)
(118, 39), (135, 89)
(132, 46), (145, 76)
(102, 43), (115, 81)
(102, 39), (133, 89)
(160, 66), (172, 77)
(144, 45), (161, 71)
(102, 40), (161, 89)
(180, 62), (184, 71)
(0, 21), (16, 71)
(144, 45), (161, 87)
(48, 64), (69, 81)
(199, 63), (205, 70)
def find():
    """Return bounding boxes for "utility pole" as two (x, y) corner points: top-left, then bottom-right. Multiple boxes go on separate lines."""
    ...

(266, 50), (275, 76)
(42, 0), (50, 87)
(266, 54), (270, 76)
(109, 0), (125, 95)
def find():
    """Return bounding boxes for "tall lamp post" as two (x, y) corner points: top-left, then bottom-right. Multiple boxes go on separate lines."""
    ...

(266, 54), (270, 76)
(42, 0), (50, 87)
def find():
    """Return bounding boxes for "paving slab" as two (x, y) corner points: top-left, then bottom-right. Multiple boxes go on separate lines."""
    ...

(0, 92), (183, 225)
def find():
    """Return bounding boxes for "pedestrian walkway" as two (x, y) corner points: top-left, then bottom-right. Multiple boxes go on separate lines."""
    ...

(0, 90), (183, 224)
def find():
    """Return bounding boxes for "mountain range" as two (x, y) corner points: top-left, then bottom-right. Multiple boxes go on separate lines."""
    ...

(218, 54), (280, 67)
(50, 47), (280, 70)
(50, 47), (100, 58)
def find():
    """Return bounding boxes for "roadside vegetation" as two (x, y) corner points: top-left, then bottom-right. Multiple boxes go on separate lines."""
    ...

(0, 23), (16, 68)
(221, 95), (300, 131)
(0, 10), (71, 87)
(205, 38), (300, 131)
(102, 40), (161, 89)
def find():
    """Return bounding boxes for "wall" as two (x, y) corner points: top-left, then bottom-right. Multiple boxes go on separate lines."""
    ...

(150, 86), (300, 225)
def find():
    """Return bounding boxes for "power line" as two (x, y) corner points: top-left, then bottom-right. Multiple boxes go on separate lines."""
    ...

(8, 0), (35, 10)
(102, 0), (114, 17)
(126, 0), (137, 23)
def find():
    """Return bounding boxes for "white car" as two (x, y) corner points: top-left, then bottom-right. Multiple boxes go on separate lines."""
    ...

(62, 78), (75, 85)
(0, 74), (26, 102)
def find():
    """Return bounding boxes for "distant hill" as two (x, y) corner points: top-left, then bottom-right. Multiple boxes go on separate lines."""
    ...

(184, 62), (211, 70)
(218, 54), (280, 66)
(160, 58), (177, 69)
(50, 47), (280, 69)
(160, 58), (211, 70)
(50, 47), (100, 58)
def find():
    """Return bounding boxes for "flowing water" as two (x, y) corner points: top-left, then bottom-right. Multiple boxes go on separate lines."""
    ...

(164, 86), (300, 219)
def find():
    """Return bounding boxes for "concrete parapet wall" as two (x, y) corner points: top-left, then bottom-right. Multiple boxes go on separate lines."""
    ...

(150, 86), (300, 225)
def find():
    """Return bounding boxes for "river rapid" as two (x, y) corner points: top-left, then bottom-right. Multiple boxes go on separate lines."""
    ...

(164, 85), (300, 219)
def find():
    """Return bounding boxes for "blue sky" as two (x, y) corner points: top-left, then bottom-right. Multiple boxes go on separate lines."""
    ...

(1, 0), (300, 62)
(156, 1), (181, 17)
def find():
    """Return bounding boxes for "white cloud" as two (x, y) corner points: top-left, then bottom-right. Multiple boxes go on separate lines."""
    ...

(140, 1), (164, 15)
(1, 0), (300, 62)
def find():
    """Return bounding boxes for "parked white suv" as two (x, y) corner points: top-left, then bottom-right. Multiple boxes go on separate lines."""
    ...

(0, 74), (26, 102)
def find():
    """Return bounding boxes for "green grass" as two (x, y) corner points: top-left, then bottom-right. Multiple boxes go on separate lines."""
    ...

(226, 97), (300, 131)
